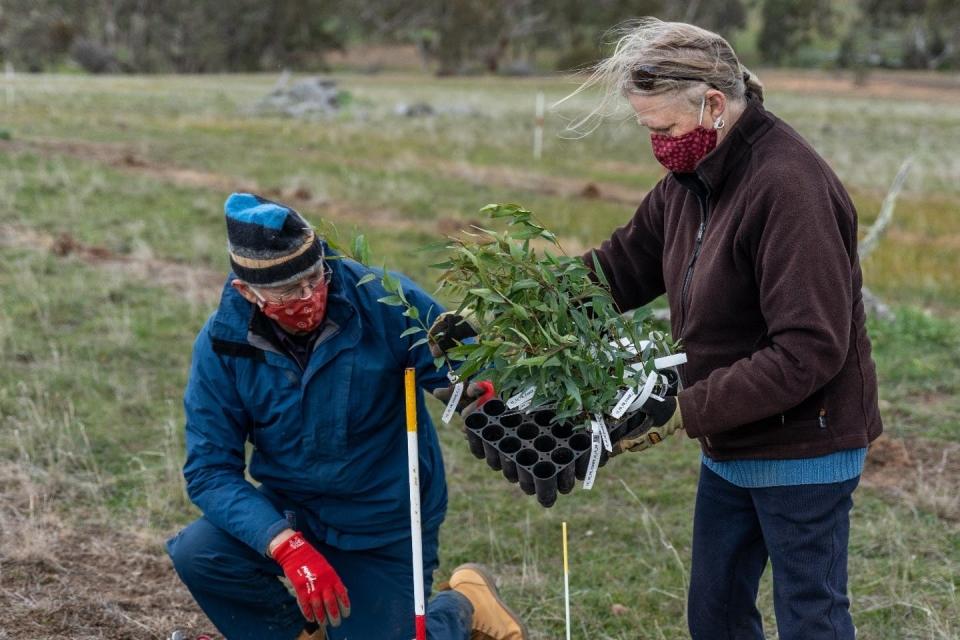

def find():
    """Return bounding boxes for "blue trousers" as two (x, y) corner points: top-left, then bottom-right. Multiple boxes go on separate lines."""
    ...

(167, 497), (472, 640)
(688, 464), (859, 640)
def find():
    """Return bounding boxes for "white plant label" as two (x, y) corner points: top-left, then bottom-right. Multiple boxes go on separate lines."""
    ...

(582, 424), (603, 490)
(441, 382), (464, 424)
(610, 387), (639, 420)
(506, 386), (536, 410)
(654, 353), (687, 369)
(593, 414), (612, 452)
(627, 372), (661, 413)
(637, 372), (659, 405)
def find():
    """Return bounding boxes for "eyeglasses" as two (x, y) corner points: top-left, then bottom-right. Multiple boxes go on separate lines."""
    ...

(251, 264), (331, 304)
(631, 66), (711, 91)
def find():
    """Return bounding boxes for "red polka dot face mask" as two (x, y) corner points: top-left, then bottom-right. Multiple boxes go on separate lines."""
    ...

(649, 97), (718, 173)
(254, 279), (329, 333)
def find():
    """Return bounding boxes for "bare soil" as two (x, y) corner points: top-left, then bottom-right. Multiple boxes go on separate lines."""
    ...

(2, 226), (224, 307)
(862, 434), (960, 521)
(0, 464), (212, 640)
(761, 69), (960, 103)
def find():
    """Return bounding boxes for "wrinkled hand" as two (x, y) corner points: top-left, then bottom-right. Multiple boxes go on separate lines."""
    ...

(432, 380), (495, 417)
(272, 532), (351, 628)
(611, 396), (684, 456)
(427, 311), (477, 358)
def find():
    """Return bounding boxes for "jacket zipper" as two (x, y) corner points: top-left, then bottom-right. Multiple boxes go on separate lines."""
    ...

(679, 184), (711, 447)
(678, 187), (711, 340)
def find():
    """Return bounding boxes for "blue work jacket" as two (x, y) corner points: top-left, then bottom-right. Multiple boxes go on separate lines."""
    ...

(182, 252), (451, 554)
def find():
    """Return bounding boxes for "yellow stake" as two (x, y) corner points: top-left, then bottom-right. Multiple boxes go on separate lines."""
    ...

(405, 368), (417, 432)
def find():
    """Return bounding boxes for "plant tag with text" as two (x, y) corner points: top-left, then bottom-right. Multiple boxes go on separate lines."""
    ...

(441, 382), (465, 424)
(593, 414), (612, 452)
(506, 386), (536, 410)
(610, 388), (639, 420)
(583, 424), (603, 490)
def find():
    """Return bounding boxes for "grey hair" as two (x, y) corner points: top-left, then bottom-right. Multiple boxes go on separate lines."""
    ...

(557, 18), (765, 136)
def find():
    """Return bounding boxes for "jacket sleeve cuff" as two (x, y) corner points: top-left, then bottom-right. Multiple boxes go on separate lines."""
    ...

(259, 517), (295, 557)
(678, 392), (705, 439)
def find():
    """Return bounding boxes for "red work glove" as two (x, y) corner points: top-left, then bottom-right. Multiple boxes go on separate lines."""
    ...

(431, 380), (495, 417)
(272, 532), (351, 627)
(473, 380), (495, 407)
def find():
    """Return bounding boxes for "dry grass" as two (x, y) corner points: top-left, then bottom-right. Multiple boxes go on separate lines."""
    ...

(0, 70), (957, 639)
(0, 463), (209, 640)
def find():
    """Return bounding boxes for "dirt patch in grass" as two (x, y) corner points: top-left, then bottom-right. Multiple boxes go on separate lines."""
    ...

(2, 226), (224, 306)
(762, 69), (960, 103)
(0, 138), (432, 238)
(3, 136), (607, 259)
(1, 138), (260, 194)
(1, 137), (649, 209)
(423, 159), (648, 206)
(0, 463), (214, 640)
(863, 434), (960, 521)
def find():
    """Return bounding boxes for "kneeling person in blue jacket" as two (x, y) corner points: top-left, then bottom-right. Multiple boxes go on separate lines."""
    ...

(167, 193), (528, 640)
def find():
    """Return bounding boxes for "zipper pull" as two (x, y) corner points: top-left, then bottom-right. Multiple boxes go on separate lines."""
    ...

(696, 223), (706, 242)
(818, 408), (827, 429)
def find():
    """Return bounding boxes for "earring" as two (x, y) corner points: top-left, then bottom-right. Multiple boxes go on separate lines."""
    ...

(714, 116), (725, 130)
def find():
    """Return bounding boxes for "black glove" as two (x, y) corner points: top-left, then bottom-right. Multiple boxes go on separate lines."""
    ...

(427, 312), (477, 358)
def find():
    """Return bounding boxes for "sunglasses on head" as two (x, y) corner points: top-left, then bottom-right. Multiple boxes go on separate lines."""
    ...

(631, 66), (711, 91)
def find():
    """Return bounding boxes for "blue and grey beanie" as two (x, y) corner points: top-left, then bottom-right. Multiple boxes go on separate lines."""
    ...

(224, 192), (324, 287)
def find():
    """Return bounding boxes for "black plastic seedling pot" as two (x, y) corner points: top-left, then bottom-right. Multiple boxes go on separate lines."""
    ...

(471, 399), (635, 507)
(463, 412), (488, 459)
(480, 424), (505, 470)
(497, 436), (522, 482)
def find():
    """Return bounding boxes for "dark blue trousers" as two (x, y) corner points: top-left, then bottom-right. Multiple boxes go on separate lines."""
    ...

(688, 464), (859, 640)
(166, 495), (472, 640)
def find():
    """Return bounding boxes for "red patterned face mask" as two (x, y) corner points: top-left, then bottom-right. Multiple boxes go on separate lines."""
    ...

(256, 281), (329, 333)
(649, 97), (718, 173)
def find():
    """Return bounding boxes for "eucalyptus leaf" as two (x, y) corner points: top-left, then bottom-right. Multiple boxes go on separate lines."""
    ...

(377, 295), (404, 307)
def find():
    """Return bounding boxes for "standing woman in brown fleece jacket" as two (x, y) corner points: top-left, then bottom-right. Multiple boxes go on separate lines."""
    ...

(569, 19), (883, 640)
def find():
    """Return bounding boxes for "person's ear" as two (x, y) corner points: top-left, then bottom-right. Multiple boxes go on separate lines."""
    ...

(231, 278), (260, 305)
(706, 89), (726, 126)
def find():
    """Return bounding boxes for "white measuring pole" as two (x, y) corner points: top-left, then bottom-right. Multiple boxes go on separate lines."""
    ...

(533, 91), (545, 160)
(404, 367), (427, 640)
(562, 521), (571, 640)
(5, 62), (14, 107)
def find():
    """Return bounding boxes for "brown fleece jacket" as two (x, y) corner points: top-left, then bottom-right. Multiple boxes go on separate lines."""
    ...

(587, 99), (882, 460)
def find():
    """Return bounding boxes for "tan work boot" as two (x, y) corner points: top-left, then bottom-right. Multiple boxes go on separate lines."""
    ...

(449, 563), (529, 640)
(296, 628), (326, 640)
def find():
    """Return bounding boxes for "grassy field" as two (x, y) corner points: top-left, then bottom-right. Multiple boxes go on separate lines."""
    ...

(0, 70), (958, 639)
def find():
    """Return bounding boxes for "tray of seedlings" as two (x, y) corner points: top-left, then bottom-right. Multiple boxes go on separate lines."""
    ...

(354, 203), (686, 505)
(462, 362), (681, 508)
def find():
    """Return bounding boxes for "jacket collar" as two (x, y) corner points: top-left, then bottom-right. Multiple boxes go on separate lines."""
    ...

(675, 97), (775, 196)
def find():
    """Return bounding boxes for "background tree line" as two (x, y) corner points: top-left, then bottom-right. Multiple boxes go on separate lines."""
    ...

(1, 0), (958, 74)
